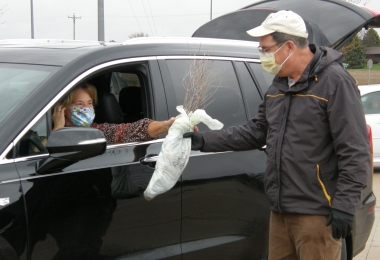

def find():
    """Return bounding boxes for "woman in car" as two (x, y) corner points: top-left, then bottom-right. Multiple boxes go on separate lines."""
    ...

(52, 82), (175, 144)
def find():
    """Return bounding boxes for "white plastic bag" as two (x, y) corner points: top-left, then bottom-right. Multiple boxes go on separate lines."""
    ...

(144, 105), (223, 200)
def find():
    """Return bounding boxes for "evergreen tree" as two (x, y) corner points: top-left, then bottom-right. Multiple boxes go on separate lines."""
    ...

(363, 28), (380, 47)
(340, 35), (366, 69)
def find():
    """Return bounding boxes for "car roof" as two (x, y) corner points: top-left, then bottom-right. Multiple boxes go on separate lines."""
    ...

(0, 37), (260, 67)
(193, 0), (380, 50)
(0, 39), (117, 66)
(358, 84), (380, 96)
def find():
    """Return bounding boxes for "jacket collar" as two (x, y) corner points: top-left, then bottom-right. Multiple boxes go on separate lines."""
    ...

(272, 45), (324, 93)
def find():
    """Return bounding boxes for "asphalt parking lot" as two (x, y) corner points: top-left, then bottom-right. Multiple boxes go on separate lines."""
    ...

(354, 173), (380, 260)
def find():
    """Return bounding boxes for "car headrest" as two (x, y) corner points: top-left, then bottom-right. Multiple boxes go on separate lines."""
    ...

(119, 87), (144, 123)
(94, 93), (124, 124)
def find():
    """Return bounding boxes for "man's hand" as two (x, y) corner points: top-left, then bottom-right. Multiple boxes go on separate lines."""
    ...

(326, 209), (354, 239)
(183, 132), (204, 151)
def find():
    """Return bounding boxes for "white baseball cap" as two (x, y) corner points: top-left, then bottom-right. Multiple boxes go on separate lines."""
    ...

(247, 10), (308, 38)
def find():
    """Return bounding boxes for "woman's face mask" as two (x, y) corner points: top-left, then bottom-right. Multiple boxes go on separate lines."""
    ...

(69, 106), (95, 127)
(260, 43), (293, 75)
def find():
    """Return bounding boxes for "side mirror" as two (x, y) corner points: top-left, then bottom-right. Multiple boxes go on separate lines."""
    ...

(35, 127), (107, 174)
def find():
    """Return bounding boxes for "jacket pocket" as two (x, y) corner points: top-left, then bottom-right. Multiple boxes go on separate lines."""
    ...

(316, 164), (332, 207)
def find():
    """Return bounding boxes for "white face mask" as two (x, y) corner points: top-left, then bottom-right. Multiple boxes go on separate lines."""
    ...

(260, 43), (293, 75)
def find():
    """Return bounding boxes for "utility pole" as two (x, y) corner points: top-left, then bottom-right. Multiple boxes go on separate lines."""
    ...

(210, 0), (212, 21)
(98, 0), (105, 41)
(30, 0), (34, 39)
(68, 13), (81, 40)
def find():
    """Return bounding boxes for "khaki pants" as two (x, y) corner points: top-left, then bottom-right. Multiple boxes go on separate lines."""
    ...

(269, 211), (342, 260)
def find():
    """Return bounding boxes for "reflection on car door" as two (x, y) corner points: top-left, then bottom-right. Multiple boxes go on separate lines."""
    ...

(0, 160), (28, 260)
(10, 59), (182, 259)
(14, 140), (181, 260)
(160, 58), (270, 259)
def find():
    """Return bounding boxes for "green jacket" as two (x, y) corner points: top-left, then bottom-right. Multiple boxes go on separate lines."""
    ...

(202, 45), (370, 215)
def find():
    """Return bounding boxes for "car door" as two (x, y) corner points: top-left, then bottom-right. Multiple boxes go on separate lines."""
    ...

(159, 57), (270, 259)
(11, 59), (182, 260)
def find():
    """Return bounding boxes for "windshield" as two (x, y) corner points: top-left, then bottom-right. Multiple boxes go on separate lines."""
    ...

(361, 91), (380, 115)
(0, 63), (59, 124)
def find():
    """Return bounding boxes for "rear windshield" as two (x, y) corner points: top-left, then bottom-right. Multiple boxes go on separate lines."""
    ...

(0, 63), (59, 124)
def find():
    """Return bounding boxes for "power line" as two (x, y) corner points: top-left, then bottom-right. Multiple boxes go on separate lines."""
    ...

(68, 13), (81, 40)
(142, 0), (153, 36)
(128, 0), (142, 33)
(147, 0), (158, 36)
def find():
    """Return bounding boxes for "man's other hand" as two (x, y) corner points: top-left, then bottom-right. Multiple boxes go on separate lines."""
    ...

(326, 209), (354, 239)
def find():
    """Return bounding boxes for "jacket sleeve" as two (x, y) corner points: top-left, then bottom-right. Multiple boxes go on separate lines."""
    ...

(327, 69), (371, 215)
(202, 98), (268, 152)
(91, 118), (155, 144)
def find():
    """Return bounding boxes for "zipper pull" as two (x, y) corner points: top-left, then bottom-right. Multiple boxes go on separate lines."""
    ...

(314, 75), (318, 82)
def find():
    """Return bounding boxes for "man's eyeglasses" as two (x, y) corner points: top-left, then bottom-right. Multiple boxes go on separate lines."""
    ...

(258, 43), (281, 54)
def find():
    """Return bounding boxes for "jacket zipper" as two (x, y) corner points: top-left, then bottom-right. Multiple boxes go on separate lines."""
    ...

(316, 164), (332, 207)
(276, 93), (292, 212)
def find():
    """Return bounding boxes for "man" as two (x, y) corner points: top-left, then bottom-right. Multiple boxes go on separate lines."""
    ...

(183, 10), (370, 260)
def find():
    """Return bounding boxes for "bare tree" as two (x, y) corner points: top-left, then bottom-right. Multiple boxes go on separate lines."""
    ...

(0, 4), (9, 25)
(344, 0), (370, 5)
(182, 57), (217, 114)
(128, 32), (149, 39)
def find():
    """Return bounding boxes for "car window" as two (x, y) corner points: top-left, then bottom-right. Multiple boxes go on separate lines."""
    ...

(0, 63), (58, 125)
(248, 63), (274, 94)
(235, 62), (263, 118)
(8, 114), (48, 159)
(362, 91), (380, 115)
(166, 59), (247, 130)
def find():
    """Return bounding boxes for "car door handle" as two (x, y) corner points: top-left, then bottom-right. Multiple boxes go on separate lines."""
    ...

(140, 154), (159, 168)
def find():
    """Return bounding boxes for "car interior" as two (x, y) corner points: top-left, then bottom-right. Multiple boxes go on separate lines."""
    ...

(11, 63), (152, 159)
(88, 65), (150, 125)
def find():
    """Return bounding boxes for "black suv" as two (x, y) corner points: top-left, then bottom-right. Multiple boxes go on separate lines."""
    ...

(0, 1), (378, 259)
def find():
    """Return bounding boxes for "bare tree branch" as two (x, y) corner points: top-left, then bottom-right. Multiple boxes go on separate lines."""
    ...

(0, 4), (9, 25)
(362, 0), (371, 5)
(182, 50), (218, 114)
(344, 0), (370, 5)
(128, 32), (149, 39)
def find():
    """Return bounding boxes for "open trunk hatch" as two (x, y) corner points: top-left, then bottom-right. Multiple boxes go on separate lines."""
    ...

(192, 0), (380, 49)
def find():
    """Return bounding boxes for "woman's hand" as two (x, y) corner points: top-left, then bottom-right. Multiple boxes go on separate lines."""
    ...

(148, 117), (175, 138)
(165, 117), (176, 129)
(147, 117), (198, 138)
(52, 105), (67, 131)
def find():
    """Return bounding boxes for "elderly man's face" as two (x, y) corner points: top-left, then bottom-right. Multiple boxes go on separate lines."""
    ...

(259, 34), (291, 76)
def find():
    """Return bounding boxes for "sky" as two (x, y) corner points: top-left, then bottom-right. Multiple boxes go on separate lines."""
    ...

(0, 0), (379, 42)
